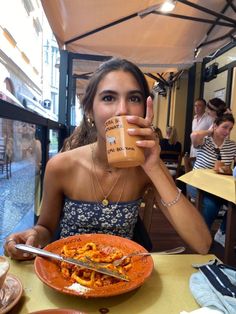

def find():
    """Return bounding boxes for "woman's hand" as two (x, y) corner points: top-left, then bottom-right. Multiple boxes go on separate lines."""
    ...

(126, 96), (161, 173)
(4, 229), (40, 260)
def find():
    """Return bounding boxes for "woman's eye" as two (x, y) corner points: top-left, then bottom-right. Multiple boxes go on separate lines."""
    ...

(129, 95), (142, 103)
(102, 95), (114, 102)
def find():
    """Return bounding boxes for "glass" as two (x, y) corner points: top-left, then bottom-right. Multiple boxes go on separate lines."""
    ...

(49, 129), (59, 159)
(0, 118), (42, 254)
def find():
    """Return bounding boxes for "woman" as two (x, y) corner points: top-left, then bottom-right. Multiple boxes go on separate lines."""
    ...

(153, 127), (163, 140)
(4, 58), (211, 260)
(190, 113), (236, 246)
(160, 126), (182, 156)
(160, 126), (182, 177)
(206, 97), (228, 119)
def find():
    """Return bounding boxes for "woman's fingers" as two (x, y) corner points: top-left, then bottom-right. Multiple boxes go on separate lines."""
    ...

(145, 96), (154, 125)
(126, 96), (154, 128)
(4, 231), (38, 260)
(126, 96), (158, 149)
(136, 139), (157, 148)
(127, 126), (153, 137)
(4, 238), (22, 259)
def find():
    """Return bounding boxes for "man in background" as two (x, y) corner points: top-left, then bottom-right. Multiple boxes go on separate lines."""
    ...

(190, 98), (213, 157)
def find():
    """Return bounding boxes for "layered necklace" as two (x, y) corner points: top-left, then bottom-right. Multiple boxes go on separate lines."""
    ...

(90, 144), (126, 206)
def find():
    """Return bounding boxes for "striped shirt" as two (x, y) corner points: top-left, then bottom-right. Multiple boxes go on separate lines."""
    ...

(194, 136), (236, 169)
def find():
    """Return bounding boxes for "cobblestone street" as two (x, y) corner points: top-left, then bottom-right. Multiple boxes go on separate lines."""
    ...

(0, 160), (35, 254)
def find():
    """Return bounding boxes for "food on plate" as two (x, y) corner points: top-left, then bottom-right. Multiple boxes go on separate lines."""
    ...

(59, 242), (131, 287)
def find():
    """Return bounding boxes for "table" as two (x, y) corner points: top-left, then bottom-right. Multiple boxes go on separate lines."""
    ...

(178, 169), (236, 265)
(8, 254), (216, 314)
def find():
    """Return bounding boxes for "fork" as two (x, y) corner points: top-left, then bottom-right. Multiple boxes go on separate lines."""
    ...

(86, 246), (185, 267)
(113, 246), (185, 266)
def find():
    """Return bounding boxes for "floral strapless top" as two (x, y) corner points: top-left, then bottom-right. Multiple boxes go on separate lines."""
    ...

(59, 198), (142, 239)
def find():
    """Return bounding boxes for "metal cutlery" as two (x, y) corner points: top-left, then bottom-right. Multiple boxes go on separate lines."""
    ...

(15, 244), (129, 281)
(86, 246), (186, 267)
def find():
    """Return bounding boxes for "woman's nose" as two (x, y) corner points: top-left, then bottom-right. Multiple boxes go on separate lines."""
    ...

(115, 99), (129, 116)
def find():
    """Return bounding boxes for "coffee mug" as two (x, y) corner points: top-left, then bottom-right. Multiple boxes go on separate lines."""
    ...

(0, 256), (10, 289)
(214, 160), (225, 172)
(105, 115), (145, 168)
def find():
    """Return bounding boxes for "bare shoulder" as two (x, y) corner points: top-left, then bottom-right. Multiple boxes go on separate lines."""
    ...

(46, 145), (90, 175)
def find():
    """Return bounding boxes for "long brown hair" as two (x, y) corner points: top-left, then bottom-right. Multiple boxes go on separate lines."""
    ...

(62, 58), (150, 150)
(166, 126), (178, 145)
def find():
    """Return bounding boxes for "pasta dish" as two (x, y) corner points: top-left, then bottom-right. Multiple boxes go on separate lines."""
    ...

(60, 242), (131, 287)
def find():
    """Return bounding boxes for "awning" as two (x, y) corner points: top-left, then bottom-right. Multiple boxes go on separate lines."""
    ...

(41, 0), (236, 73)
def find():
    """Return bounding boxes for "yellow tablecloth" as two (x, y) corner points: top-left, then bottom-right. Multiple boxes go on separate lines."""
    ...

(8, 254), (217, 314)
(178, 169), (236, 204)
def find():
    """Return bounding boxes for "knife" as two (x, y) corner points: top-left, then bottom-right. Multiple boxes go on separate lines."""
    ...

(15, 243), (129, 281)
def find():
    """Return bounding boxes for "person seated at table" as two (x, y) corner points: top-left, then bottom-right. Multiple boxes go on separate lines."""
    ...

(206, 97), (230, 121)
(160, 126), (182, 156)
(4, 58), (211, 260)
(153, 126), (163, 140)
(160, 126), (182, 177)
(189, 113), (236, 247)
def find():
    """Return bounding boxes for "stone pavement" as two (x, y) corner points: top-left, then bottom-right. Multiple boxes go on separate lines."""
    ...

(0, 159), (35, 254)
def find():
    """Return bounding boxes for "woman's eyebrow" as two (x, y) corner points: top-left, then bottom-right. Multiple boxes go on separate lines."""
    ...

(98, 90), (117, 96)
(128, 90), (143, 95)
(98, 89), (143, 96)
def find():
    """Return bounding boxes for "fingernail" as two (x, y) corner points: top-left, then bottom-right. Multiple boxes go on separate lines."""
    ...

(23, 253), (30, 258)
(127, 128), (136, 133)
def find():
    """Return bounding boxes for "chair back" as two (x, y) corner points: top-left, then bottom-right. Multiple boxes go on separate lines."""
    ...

(141, 186), (156, 233)
(0, 144), (6, 161)
(183, 154), (196, 173)
(0, 137), (11, 179)
(160, 150), (183, 180)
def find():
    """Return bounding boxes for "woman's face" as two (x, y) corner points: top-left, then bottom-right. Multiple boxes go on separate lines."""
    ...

(92, 70), (145, 140)
(214, 121), (234, 140)
(206, 106), (217, 118)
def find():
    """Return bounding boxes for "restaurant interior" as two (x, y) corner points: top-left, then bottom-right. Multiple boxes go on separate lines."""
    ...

(1, 1), (236, 313)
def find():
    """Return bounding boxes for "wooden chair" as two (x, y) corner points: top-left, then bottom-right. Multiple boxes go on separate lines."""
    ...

(160, 150), (183, 180)
(136, 186), (156, 252)
(183, 154), (204, 210)
(0, 138), (12, 179)
(183, 154), (196, 173)
(140, 186), (156, 233)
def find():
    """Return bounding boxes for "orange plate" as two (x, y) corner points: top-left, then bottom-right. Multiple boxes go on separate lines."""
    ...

(30, 309), (86, 314)
(34, 234), (154, 298)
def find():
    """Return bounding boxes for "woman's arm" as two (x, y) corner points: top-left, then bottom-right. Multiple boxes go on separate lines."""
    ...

(127, 97), (212, 254)
(191, 127), (213, 148)
(147, 163), (212, 254)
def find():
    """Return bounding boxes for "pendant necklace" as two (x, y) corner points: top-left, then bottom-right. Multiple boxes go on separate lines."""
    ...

(90, 144), (122, 206)
(89, 165), (127, 209)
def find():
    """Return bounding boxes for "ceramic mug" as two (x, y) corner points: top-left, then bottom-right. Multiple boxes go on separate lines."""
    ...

(105, 115), (145, 168)
(0, 255), (10, 289)
(214, 160), (225, 172)
(214, 161), (232, 174)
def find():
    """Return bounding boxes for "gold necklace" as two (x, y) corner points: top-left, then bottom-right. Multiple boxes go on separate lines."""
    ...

(90, 144), (122, 206)
(89, 165), (127, 209)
